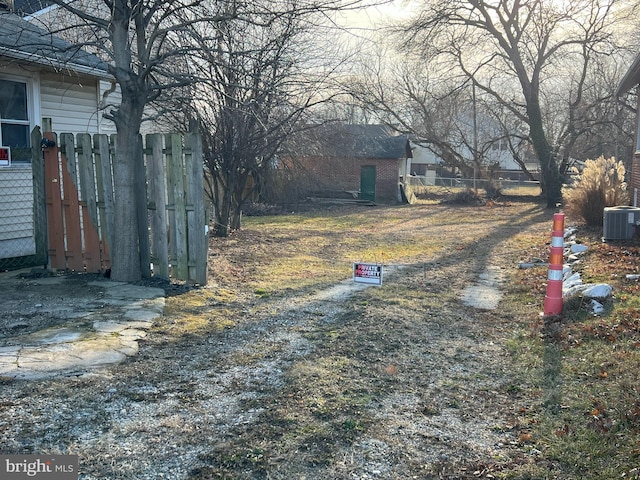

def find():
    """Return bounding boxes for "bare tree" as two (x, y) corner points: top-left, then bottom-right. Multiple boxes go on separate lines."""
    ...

(35, 0), (237, 281)
(558, 55), (635, 167)
(347, 49), (516, 182)
(371, 0), (636, 207)
(168, 0), (365, 237)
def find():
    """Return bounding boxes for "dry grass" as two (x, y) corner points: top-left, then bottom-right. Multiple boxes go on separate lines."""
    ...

(504, 218), (640, 479)
(4, 195), (640, 479)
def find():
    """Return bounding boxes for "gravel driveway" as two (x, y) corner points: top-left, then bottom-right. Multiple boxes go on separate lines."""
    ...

(0, 201), (551, 479)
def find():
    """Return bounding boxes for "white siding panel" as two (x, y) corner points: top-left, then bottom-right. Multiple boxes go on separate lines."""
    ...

(40, 74), (101, 134)
(0, 166), (35, 258)
(99, 80), (118, 136)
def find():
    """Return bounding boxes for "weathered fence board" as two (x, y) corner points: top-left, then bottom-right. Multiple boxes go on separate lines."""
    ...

(135, 135), (152, 279)
(43, 132), (65, 270)
(40, 130), (207, 284)
(94, 134), (113, 268)
(77, 133), (102, 272)
(166, 134), (189, 280)
(30, 127), (47, 267)
(59, 133), (85, 271)
(185, 133), (208, 285)
(146, 134), (169, 279)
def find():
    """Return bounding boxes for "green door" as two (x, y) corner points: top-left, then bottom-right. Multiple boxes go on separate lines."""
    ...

(360, 165), (376, 202)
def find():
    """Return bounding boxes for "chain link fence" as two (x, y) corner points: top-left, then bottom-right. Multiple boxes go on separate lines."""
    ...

(0, 162), (45, 272)
(407, 175), (540, 193)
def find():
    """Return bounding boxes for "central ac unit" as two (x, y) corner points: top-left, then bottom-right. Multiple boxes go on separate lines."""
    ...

(603, 206), (640, 241)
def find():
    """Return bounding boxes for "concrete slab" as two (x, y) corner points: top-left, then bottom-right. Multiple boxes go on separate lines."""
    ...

(0, 273), (166, 379)
(461, 266), (505, 310)
(124, 309), (161, 322)
(19, 327), (92, 346)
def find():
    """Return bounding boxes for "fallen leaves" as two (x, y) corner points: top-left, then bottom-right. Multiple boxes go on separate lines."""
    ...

(555, 424), (570, 437)
(518, 432), (533, 444)
(384, 364), (398, 375)
(587, 400), (613, 434)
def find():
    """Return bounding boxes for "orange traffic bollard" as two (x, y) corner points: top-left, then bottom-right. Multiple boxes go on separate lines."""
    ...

(543, 213), (565, 316)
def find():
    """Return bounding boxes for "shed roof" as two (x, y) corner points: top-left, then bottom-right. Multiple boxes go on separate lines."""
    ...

(289, 124), (410, 159)
(0, 11), (109, 78)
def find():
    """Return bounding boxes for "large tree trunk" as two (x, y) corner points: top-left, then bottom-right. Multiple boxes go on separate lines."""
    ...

(529, 131), (563, 208)
(110, 99), (145, 282)
(215, 186), (233, 237)
(230, 206), (242, 230)
(108, 3), (148, 282)
(525, 90), (563, 208)
(230, 173), (250, 231)
(111, 141), (141, 282)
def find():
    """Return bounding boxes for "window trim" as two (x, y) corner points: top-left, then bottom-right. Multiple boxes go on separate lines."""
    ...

(0, 72), (40, 165)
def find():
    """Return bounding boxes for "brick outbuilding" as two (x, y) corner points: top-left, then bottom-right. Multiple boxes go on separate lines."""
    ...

(282, 124), (412, 204)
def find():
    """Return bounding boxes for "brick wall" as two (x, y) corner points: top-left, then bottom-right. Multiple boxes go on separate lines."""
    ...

(631, 154), (640, 205)
(630, 94), (640, 204)
(293, 156), (401, 203)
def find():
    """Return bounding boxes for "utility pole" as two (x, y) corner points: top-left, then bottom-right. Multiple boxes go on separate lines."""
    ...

(472, 82), (478, 192)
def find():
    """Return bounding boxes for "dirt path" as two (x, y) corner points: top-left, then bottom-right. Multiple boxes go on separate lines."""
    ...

(0, 202), (550, 479)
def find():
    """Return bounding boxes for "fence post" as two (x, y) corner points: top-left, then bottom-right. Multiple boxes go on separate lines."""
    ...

(43, 132), (65, 270)
(30, 127), (47, 267)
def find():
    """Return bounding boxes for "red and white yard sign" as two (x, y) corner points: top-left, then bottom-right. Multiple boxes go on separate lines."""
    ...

(0, 147), (10, 167)
(353, 262), (383, 285)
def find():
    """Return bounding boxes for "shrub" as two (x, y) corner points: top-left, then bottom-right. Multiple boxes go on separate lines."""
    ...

(441, 189), (484, 205)
(562, 156), (629, 226)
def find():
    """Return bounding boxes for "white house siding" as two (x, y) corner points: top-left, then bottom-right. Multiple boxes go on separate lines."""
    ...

(98, 80), (118, 136)
(40, 73), (101, 134)
(411, 143), (441, 167)
(0, 166), (35, 259)
(41, 78), (144, 137)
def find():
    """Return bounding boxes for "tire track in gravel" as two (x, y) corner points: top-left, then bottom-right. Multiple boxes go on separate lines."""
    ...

(182, 208), (549, 479)
(0, 203), (551, 479)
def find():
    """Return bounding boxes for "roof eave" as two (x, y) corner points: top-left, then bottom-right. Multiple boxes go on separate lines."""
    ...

(0, 46), (112, 79)
(616, 54), (640, 97)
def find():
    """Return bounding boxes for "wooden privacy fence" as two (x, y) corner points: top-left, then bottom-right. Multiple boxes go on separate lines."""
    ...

(37, 130), (208, 284)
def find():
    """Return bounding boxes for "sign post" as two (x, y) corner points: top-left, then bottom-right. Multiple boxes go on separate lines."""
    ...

(353, 262), (383, 285)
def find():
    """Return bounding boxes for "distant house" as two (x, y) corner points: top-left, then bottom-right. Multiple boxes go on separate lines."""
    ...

(617, 54), (640, 204)
(282, 124), (412, 203)
(409, 111), (538, 182)
(0, 6), (113, 266)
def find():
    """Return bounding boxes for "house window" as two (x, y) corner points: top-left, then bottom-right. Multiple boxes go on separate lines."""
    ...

(0, 79), (31, 163)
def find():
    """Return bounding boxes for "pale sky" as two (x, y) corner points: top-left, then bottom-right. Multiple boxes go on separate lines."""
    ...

(336, 0), (419, 30)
